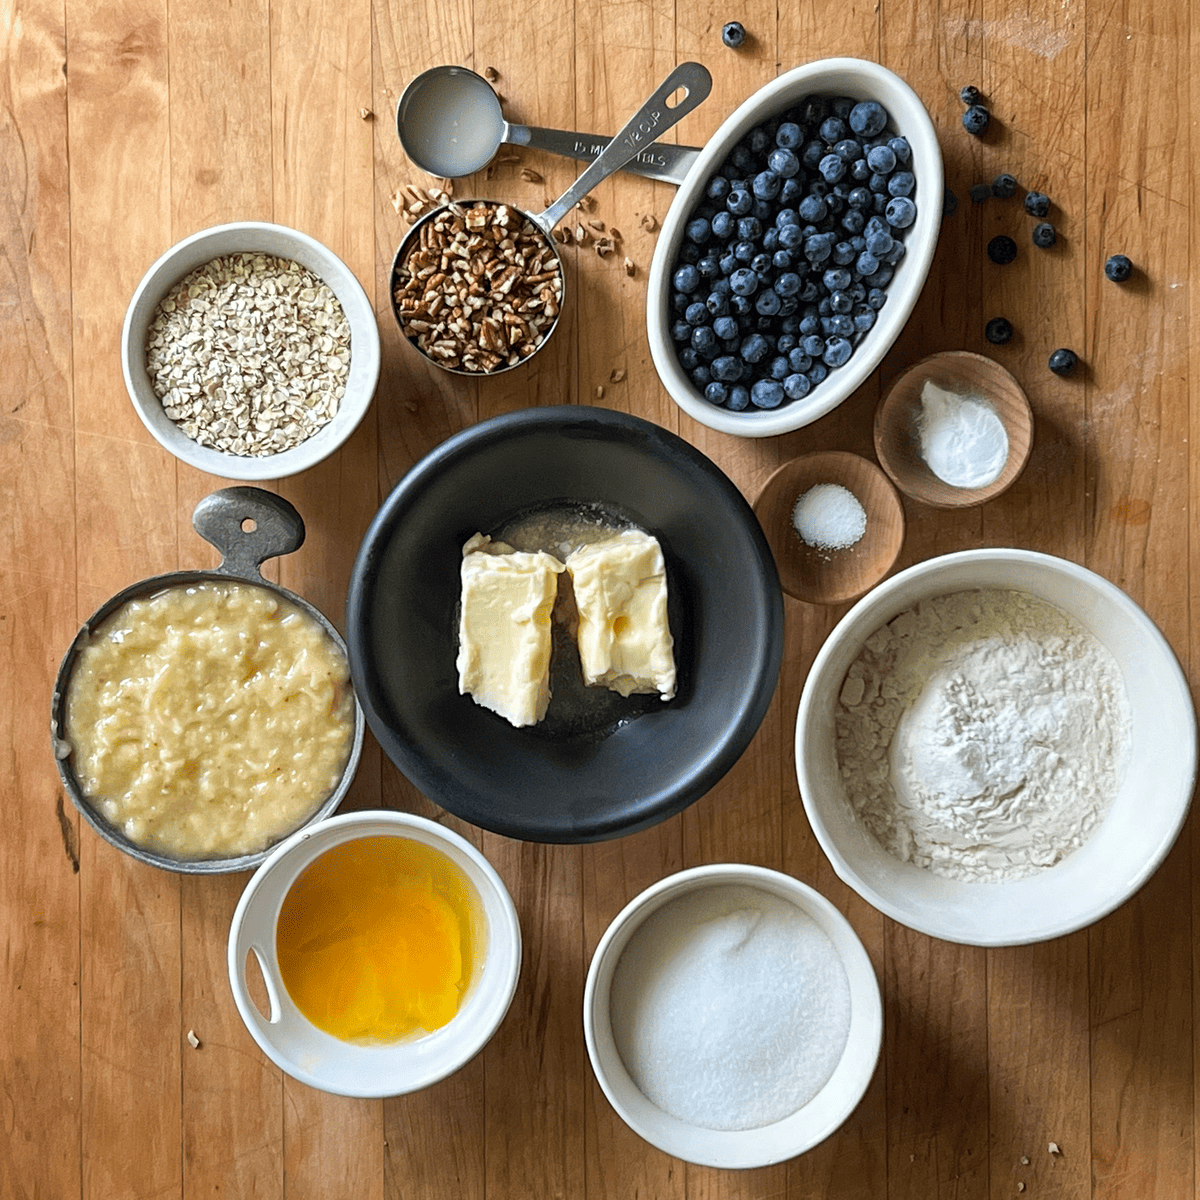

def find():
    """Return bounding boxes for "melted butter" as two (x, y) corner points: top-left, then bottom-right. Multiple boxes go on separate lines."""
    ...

(276, 836), (480, 1043)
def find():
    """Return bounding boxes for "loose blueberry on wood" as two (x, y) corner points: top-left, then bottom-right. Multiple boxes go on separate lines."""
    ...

(1024, 191), (1050, 218)
(1048, 348), (1078, 375)
(962, 104), (990, 135)
(959, 85), (982, 106)
(992, 173), (1017, 199)
(721, 21), (746, 47)
(1032, 222), (1056, 248)
(985, 316), (1014, 344)
(987, 235), (1017, 264)
(1104, 253), (1133, 282)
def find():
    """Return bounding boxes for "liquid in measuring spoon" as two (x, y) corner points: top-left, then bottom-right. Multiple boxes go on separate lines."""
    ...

(401, 71), (505, 177)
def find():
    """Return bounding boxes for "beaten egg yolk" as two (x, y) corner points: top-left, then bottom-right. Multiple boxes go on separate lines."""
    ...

(275, 835), (478, 1043)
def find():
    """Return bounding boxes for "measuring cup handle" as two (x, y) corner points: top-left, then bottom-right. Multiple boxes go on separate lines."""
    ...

(537, 62), (712, 231)
(513, 123), (702, 186)
(192, 487), (306, 582)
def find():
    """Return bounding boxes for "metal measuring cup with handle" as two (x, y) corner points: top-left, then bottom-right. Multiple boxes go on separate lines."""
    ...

(389, 61), (712, 376)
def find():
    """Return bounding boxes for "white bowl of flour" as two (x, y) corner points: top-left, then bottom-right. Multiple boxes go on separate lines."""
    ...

(796, 549), (1196, 946)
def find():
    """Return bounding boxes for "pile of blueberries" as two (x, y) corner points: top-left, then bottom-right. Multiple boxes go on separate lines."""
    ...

(666, 94), (917, 411)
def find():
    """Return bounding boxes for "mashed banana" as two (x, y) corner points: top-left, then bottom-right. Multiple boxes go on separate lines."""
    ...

(65, 581), (355, 858)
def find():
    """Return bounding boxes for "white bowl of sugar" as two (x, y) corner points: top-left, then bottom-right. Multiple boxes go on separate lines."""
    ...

(796, 549), (1197, 946)
(583, 864), (882, 1168)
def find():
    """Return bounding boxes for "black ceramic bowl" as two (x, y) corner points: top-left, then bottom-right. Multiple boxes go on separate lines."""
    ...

(346, 406), (783, 843)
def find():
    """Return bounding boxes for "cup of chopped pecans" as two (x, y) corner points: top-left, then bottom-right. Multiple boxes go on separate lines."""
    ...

(390, 200), (565, 375)
(122, 222), (381, 480)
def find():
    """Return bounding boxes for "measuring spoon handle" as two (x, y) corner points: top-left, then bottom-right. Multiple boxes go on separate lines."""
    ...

(507, 124), (701, 186)
(536, 62), (712, 231)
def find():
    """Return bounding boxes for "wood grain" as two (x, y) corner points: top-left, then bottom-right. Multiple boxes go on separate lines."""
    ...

(3, 0), (1199, 1196)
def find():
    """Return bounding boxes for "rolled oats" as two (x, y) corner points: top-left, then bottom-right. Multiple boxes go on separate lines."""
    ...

(145, 253), (352, 457)
(392, 201), (563, 373)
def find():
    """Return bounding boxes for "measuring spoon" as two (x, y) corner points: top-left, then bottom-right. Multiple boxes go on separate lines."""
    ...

(390, 61), (712, 375)
(397, 64), (703, 186)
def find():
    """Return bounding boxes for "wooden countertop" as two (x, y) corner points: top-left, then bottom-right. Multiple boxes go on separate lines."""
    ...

(3, 0), (1195, 1196)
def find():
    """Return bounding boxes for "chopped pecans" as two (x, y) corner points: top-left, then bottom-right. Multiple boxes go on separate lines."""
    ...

(393, 201), (563, 373)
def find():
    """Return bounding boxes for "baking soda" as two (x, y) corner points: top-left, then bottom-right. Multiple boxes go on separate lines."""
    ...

(609, 884), (851, 1131)
(917, 380), (1008, 488)
(792, 483), (867, 550)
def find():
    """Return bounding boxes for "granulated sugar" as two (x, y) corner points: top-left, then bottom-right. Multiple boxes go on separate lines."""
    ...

(609, 884), (851, 1131)
(792, 483), (867, 550)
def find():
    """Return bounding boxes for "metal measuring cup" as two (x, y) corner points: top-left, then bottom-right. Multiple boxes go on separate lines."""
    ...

(396, 64), (702, 186)
(50, 488), (365, 874)
(389, 61), (711, 376)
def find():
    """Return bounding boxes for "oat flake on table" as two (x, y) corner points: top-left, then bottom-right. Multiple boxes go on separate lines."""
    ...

(146, 252), (351, 457)
(835, 588), (1132, 882)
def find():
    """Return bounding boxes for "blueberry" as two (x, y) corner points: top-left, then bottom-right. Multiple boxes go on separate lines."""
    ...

(807, 361), (829, 386)
(822, 336), (853, 367)
(851, 306), (876, 333)
(826, 314), (854, 338)
(887, 171), (916, 197)
(778, 223), (804, 250)
(867, 287), (887, 310)
(831, 96), (855, 119)
(850, 158), (871, 182)
(705, 381), (729, 406)
(713, 316), (739, 342)
(1024, 191), (1050, 218)
(740, 333), (771, 363)
(670, 319), (691, 343)
(779, 177), (803, 204)
(804, 234), (834, 263)
(686, 216), (712, 244)
(823, 267), (852, 291)
(730, 294), (753, 317)
(1032, 221), (1056, 249)
(884, 196), (917, 228)
(1105, 253), (1133, 282)
(985, 316), (1014, 344)
(711, 352), (742, 380)
(866, 144), (897, 174)
(819, 116), (848, 145)
(718, 251), (737, 275)
(787, 348), (812, 372)
(847, 186), (873, 211)
(711, 210), (735, 240)
(833, 138), (861, 163)
(730, 267), (759, 296)
(750, 253), (773, 276)
(959, 84), (982, 106)
(798, 194), (827, 223)
(783, 373), (812, 400)
(962, 104), (990, 135)
(987, 235), (1017, 265)
(736, 216), (763, 241)
(767, 355), (791, 380)
(1048, 348), (1078, 376)
(829, 290), (853, 315)
(690, 365), (712, 388)
(841, 208), (866, 235)
(726, 384), (750, 411)
(818, 154), (847, 184)
(752, 171), (783, 200)
(802, 333), (825, 358)
(888, 136), (911, 165)
(776, 121), (804, 149)
(696, 254), (721, 280)
(849, 100), (888, 137)
(721, 20), (747, 47)
(685, 301), (709, 326)
(767, 147), (800, 178)
(706, 176), (732, 203)
(943, 189), (958, 217)
(856, 250), (880, 276)
(726, 187), (754, 216)
(691, 326), (718, 357)
(969, 182), (991, 204)
(775, 272), (802, 298)
(733, 240), (755, 264)
(865, 227), (893, 257)
(673, 264), (700, 293)
(800, 140), (825, 170)
(750, 379), (785, 408)
(677, 346), (700, 370)
(992, 173), (1018, 199)
(748, 126), (772, 154)
(755, 289), (782, 316)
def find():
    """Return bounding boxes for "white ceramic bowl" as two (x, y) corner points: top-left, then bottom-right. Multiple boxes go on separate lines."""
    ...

(584, 864), (882, 1168)
(796, 550), (1197, 946)
(648, 58), (943, 438)
(122, 221), (381, 480)
(227, 810), (521, 1098)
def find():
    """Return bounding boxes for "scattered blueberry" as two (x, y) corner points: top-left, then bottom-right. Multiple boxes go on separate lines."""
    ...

(987, 235), (1017, 265)
(992, 173), (1017, 199)
(1031, 222), (1056, 249)
(962, 104), (990, 136)
(1104, 253), (1133, 282)
(1024, 191), (1050, 218)
(959, 84), (982, 106)
(969, 183), (991, 204)
(942, 189), (958, 217)
(985, 316), (1014, 344)
(721, 21), (746, 47)
(1048, 348), (1079, 376)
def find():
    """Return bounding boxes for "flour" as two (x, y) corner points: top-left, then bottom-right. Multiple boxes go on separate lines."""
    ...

(835, 588), (1131, 882)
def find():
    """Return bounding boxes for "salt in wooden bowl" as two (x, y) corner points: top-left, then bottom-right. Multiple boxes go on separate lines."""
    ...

(753, 451), (905, 606)
(873, 351), (1033, 508)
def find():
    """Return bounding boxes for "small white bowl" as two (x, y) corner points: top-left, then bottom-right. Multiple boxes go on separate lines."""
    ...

(122, 221), (381, 480)
(227, 810), (521, 1098)
(648, 58), (943, 438)
(796, 550), (1197, 946)
(584, 864), (882, 1168)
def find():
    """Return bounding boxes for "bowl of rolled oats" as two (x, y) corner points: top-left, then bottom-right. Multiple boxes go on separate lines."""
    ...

(122, 221), (381, 479)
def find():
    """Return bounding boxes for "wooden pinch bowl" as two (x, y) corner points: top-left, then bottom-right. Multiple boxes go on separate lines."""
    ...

(754, 451), (905, 606)
(874, 350), (1033, 508)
